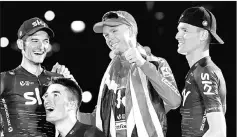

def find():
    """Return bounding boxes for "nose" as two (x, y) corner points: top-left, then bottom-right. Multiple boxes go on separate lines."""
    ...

(38, 41), (49, 50)
(36, 41), (44, 49)
(175, 31), (182, 40)
(43, 95), (50, 104)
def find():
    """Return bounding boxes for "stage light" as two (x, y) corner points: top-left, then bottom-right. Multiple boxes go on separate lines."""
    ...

(45, 10), (55, 21)
(51, 42), (60, 52)
(155, 12), (165, 20)
(1, 37), (9, 48)
(71, 21), (85, 33)
(82, 91), (92, 103)
(146, 1), (155, 12)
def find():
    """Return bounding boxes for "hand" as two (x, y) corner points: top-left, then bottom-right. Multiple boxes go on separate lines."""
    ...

(124, 41), (146, 67)
(51, 62), (70, 76)
(51, 62), (78, 84)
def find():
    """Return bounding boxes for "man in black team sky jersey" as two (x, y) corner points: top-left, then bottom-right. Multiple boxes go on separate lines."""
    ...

(176, 6), (226, 137)
(0, 17), (73, 137)
(43, 77), (105, 137)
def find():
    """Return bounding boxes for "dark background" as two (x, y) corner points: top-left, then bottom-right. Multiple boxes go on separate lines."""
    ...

(0, 1), (236, 137)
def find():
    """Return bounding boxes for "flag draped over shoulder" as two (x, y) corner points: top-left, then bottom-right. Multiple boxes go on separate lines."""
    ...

(95, 55), (164, 137)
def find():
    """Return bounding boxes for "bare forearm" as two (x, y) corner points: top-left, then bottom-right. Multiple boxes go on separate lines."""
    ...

(203, 112), (226, 137)
(203, 129), (226, 137)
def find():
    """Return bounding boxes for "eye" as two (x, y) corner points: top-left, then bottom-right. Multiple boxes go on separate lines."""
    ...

(112, 29), (117, 33)
(31, 39), (39, 43)
(42, 94), (48, 100)
(54, 93), (59, 97)
(44, 39), (49, 44)
(104, 34), (108, 38)
(182, 28), (188, 33)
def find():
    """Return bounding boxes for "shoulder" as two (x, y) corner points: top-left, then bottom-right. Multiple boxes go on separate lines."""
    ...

(1, 67), (19, 94)
(1, 67), (21, 82)
(83, 124), (104, 137)
(193, 60), (222, 83)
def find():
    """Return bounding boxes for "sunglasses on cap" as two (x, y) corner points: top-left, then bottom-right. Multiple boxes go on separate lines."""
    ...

(102, 11), (132, 26)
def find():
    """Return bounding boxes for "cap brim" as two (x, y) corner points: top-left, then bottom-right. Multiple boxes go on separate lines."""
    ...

(27, 26), (55, 38)
(209, 31), (224, 44)
(93, 20), (125, 33)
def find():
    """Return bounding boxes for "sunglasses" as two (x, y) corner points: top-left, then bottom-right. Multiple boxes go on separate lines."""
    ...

(102, 11), (132, 26)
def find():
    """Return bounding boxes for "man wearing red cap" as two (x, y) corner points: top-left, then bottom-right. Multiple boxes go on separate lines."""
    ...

(176, 6), (226, 137)
(0, 17), (74, 137)
(79, 10), (181, 137)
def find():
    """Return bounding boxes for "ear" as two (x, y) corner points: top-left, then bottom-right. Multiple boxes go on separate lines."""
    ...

(67, 101), (77, 111)
(17, 39), (24, 50)
(200, 29), (209, 41)
(128, 26), (134, 38)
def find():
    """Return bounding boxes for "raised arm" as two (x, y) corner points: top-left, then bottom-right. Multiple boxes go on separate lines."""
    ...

(140, 57), (181, 113)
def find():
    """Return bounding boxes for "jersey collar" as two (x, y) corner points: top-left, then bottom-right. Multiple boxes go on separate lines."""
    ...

(185, 56), (211, 79)
(18, 65), (47, 77)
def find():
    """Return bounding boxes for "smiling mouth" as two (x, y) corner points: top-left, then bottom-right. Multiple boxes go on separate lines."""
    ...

(178, 40), (185, 43)
(33, 51), (45, 55)
(110, 43), (118, 50)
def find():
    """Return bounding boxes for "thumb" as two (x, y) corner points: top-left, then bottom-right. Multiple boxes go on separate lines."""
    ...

(51, 62), (59, 72)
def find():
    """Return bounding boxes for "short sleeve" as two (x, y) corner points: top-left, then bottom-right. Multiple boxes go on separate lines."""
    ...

(194, 67), (223, 113)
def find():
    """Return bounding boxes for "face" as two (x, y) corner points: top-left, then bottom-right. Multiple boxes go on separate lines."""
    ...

(22, 30), (50, 64)
(103, 24), (132, 55)
(175, 22), (202, 55)
(42, 84), (71, 123)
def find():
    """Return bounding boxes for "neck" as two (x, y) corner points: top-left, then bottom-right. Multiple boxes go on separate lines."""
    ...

(186, 46), (209, 68)
(21, 56), (42, 76)
(55, 114), (77, 137)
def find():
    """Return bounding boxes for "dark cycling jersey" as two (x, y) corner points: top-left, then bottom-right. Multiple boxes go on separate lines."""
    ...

(0, 66), (61, 137)
(180, 56), (226, 137)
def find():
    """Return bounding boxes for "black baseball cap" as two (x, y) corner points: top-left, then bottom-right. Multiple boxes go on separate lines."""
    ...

(18, 17), (54, 39)
(93, 10), (138, 34)
(179, 6), (224, 44)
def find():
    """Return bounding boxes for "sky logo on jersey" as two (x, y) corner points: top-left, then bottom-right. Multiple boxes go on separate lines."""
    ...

(20, 81), (34, 86)
(201, 73), (214, 95)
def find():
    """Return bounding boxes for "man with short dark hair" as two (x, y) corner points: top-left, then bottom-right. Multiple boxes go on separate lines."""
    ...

(0, 17), (73, 137)
(176, 6), (227, 137)
(43, 77), (105, 137)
